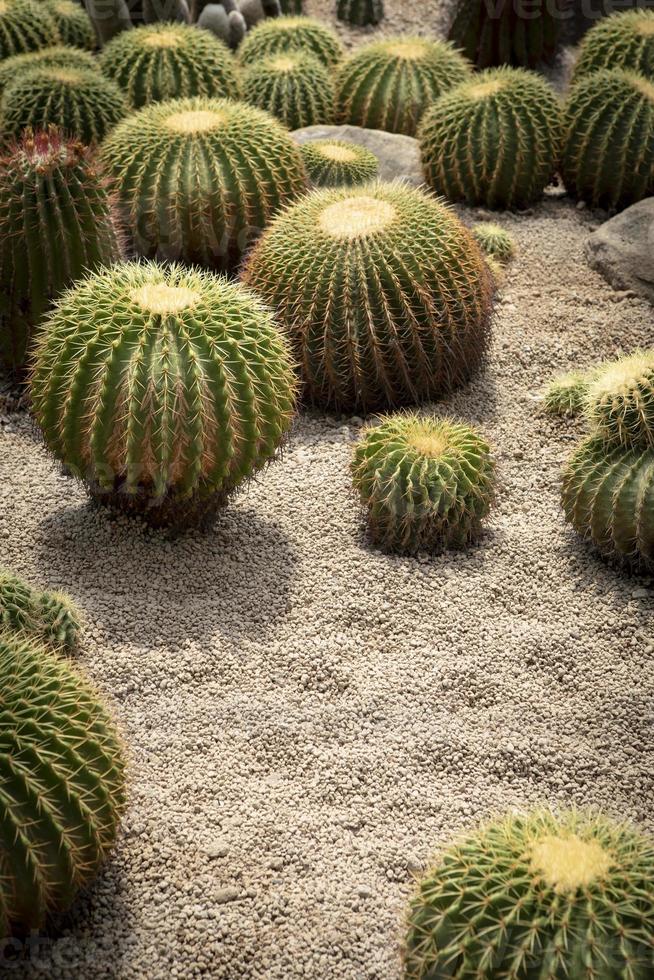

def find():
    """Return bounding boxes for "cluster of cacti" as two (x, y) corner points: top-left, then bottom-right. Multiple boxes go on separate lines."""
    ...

(561, 69), (654, 211)
(335, 37), (470, 137)
(472, 223), (516, 265)
(242, 181), (495, 411)
(448, 0), (564, 69)
(299, 139), (379, 188)
(0, 129), (122, 372)
(405, 809), (654, 979)
(30, 261), (297, 526)
(336, 0), (383, 27)
(238, 15), (343, 67)
(574, 9), (654, 82)
(0, 630), (126, 936)
(242, 51), (334, 130)
(0, 45), (99, 96)
(0, 570), (80, 650)
(351, 414), (496, 554)
(45, 0), (97, 50)
(0, 0), (60, 61)
(100, 21), (240, 108)
(419, 67), (563, 210)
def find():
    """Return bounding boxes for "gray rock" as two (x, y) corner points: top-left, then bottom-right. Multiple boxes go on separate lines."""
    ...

(238, 0), (265, 27)
(292, 124), (424, 188)
(197, 3), (229, 42)
(585, 199), (654, 304)
(228, 9), (247, 47)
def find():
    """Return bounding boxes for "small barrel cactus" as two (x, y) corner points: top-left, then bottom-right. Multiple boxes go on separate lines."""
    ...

(242, 181), (495, 412)
(351, 414), (496, 554)
(335, 37), (471, 137)
(337, 0), (383, 28)
(0, 129), (122, 372)
(448, 0), (564, 69)
(237, 15), (343, 68)
(574, 9), (654, 82)
(242, 51), (333, 130)
(584, 351), (654, 449)
(419, 67), (563, 210)
(561, 69), (654, 211)
(100, 21), (241, 109)
(45, 0), (97, 50)
(0, 569), (81, 650)
(100, 97), (307, 271)
(31, 262), (298, 527)
(472, 223), (516, 265)
(0, 45), (99, 96)
(405, 810), (654, 979)
(0, 631), (126, 937)
(544, 370), (591, 416)
(0, 0), (59, 61)
(299, 139), (379, 188)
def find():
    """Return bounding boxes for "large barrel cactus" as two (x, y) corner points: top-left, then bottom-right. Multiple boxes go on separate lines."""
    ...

(242, 51), (333, 130)
(0, 0), (59, 62)
(405, 810), (654, 979)
(237, 16), (343, 68)
(419, 67), (563, 209)
(100, 97), (307, 271)
(242, 181), (495, 412)
(574, 9), (654, 82)
(299, 139), (379, 188)
(448, 0), (564, 69)
(335, 37), (470, 137)
(0, 45), (99, 96)
(0, 570), (80, 650)
(584, 351), (654, 448)
(0, 631), (126, 936)
(45, 0), (96, 50)
(0, 129), (122, 372)
(337, 0), (383, 27)
(30, 262), (298, 527)
(100, 21), (241, 109)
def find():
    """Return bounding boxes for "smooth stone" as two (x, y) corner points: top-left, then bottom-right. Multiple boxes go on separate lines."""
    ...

(585, 199), (654, 304)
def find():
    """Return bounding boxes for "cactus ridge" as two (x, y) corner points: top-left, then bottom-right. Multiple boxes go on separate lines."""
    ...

(544, 370), (591, 416)
(335, 36), (471, 138)
(574, 10), (654, 82)
(100, 21), (241, 110)
(242, 51), (334, 130)
(584, 351), (654, 449)
(0, 45), (99, 96)
(448, 0), (563, 69)
(299, 139), (379, 188)
(336, 0), (383, 28)
(0, 570), (80, 650)
(0, 0), (60, 62)
(351, 413), (496, 554)
(237, 15), (343, 68)
(45, 0), (96, 51)
(405, 809), (654, 979)
(471, 223), (516, 265)
(419, 67), (563, 210)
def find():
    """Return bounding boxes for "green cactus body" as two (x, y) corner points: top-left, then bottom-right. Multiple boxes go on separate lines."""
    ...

(352, 414), (496, 554)
(45, 0), (96, 50)
(584, 351), (654, 449)
(100, 97), (307, 271)
(280, 0), (303, 11)
(337, 0), (383, 28)
(100, 21), (240, 110)
(299, 139), (379, 187)
(419, 67), (563, 210)
(30, 261), (298, 527)
(242, 181), (495, 412)
(237, 16), (343, 68)
(0, 572), (37, 637)
(574, 10), (654, 82)
(0, 45), (99, 97)
(242, 51), (333, 130)
(0, 130), (122, 372)
(561, 69), (654, 211)
(405, 810), (654, 979)
(0, 632), (126, 935)
(448, 0), (563, 69)
(0, 570), (80, 650)
(335, 37), (471, 137)
(544, 370), (591, 416)
(471, 223), (516, 265)
(0, 0), (59, 62)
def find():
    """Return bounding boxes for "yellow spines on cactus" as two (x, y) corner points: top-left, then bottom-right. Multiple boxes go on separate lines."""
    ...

(238, 16), (342, 68)
(573, 9), (654, 82)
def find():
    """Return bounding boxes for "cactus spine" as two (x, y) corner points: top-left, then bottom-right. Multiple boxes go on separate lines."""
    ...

(238, 16), (343, 68)
(573, 10), (654, 82)
(0, 0), (60, 61)
(0, 45), (99, 96)
(448, 0), (564, 69)
(242, 51), (334, 130)
(45, 0), (97, 50)
(336, 0), (383, 28)
(299, 139), (379, 188)
(0, 570), (80, 650)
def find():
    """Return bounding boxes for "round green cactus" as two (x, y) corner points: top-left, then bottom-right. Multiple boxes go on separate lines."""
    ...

(0, 570), (81, 650)
(0, 0), (59, 62)
(471, 223), (516, 265)
(405, 809), (654, 979)
(561, 69), (654, 211)
(100, 21), (241, 110)
(337, 0), (383, 27)
(573, 10), (654, 82)
(351, 414), (496, 554)
(419, 67), (563, 209)
(0, 65), (127, 145)
(335, 37), (471, 137)
(0, 631), (126, 936)
(584, 351), (654, 449)
(0, 45), (99, 96)
(100, 97), (307, 271)
(299, 139), (379, 188)
(242, 181), (495, 412)
(237, 16), (343, 68)
(31, 261), (298, 527)
(45, 0), (96, 50)
(544, 370), (591, 417)
(448, 0), (564, 69)
(242, 51), (334, 130)
(0, 129), (122, 372)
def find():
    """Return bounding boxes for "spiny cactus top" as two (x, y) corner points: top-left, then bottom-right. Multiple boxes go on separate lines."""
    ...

(237, 16), (343, 68)
(100, 97), (308, 271)
(299, 139), (379, 188)
(584, 351), (654, 449)
(0, 44), (99, 96)
(242, 51), (334, 131)
(31, 262), (298, 527)
(574, 9), (654, 82)
(352, 414), (496, 554)
(337, 0), (384, 28)
(419, 67), (563, 210)
(0, 0), (59, 62)
(0, 631), (126, 935)
(45, 0), (96, 50)
(335, 36), (471, 137)
(242, 181), (495, 412)
(544, 370), (591, 416)
(405, 810), (654, 979)
(100, 21), (241, 109)
(448, 0), (563, 68)
(0, 569), (80, 650)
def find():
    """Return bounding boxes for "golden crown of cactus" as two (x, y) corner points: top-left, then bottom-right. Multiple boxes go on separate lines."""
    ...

(45, 0), (96, 50)
(238, 15), (343, 68)
(0, 45), (98, 96)
(0, 0), (59, 61)
(299, 139), (379, 188)
(0, 569), (80, 650)
(242, 181), (495, 412)
(242, 51), (334, 130)
(335, 37), (471, 137)
(574, 9), (654, 82)
(472, 223), (516, 265)
(448, 0), (564, 69)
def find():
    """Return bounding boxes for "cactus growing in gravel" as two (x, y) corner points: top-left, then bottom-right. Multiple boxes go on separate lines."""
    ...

(337, 0), (383, 27)
(405, 809), (654, 979)
(0, 0), (60, 62)
(561, 69), (654, 211)
(584, 351), (654, 449)
(472, 224), (516, 265)
(100, 21), (240, 109)
(45, 0), (96, 50)
(448, 0), (564, 69)
(0, 631), (126, 936)
(31, 262), (297, 527)
(237, 16), (343, 67)
(419, 67), (563, 210)
(299, 139), (378, 188)
(0, 130), (122, 372)
(544, 371), (591, 416)
(335, 37), (470, 137)
(0, 46), (99, 96)
(100, 97), (307, 271)
(242, 51), (333, 130)
(242, 181), (495, 412)
(573, 10), (654, 82)
(0, 570), (80, 650)
(352, 414), (496, 554)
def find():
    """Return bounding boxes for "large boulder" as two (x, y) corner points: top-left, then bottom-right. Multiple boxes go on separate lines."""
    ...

(585, 199), (654, 304)
(292, 124), (423, 188)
